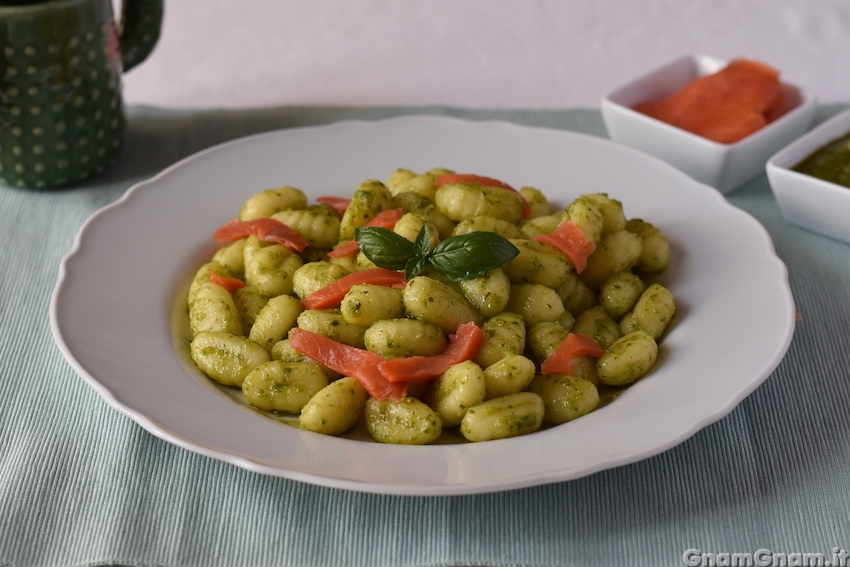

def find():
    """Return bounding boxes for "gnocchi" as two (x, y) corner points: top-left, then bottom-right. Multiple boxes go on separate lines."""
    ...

(300, 377), (368, 435)
(184, 168), (677, 445)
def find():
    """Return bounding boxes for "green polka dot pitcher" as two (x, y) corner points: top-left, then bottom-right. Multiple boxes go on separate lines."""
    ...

(0, 0), (163, 189)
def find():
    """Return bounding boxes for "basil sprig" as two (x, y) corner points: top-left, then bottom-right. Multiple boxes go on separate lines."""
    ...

(355, 225), (520, 282)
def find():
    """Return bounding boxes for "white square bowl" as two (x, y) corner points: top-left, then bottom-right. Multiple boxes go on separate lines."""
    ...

(766, 108), (850, 244)
(601, 54), (817, 194)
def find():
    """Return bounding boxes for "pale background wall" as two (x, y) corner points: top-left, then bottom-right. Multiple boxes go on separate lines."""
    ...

(118, 0), (850, 110)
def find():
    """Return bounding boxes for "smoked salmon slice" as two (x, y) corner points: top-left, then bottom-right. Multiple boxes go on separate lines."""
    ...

(634, 59), (783, 144)
(534, 220), (597, 274)
(540, 333), (604, 375)
(378, 321), (483, 383)
(288, 328), (408, 401)
(214, 218), (309, 252)
(300, 268), (406, 310)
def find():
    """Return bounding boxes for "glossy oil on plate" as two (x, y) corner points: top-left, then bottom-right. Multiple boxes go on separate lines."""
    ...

(50, 115), (795, 495)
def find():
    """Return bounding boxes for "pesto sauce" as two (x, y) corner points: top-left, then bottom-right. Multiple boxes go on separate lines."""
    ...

(793, 131), (850, 188)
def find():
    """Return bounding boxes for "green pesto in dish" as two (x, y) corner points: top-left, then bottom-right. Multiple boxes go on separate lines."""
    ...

(793, 131), (850, 188)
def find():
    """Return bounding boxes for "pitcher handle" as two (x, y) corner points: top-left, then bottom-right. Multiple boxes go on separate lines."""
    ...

(119, 0), (164, 72)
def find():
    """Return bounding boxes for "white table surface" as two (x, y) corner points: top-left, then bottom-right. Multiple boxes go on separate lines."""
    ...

(120, 0), (850, 110)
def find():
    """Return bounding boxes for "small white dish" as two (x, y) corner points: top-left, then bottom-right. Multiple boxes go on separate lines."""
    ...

(601, 54), (817, 194)
(766, 108), (850, 245)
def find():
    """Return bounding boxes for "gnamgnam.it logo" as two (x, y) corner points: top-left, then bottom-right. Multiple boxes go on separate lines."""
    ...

(683, 548), (850, 567)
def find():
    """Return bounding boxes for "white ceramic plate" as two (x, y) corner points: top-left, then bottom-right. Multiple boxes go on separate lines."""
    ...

(50, 115), (795, 495)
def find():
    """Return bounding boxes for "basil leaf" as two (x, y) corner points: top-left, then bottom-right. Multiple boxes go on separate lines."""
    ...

(357, 226), (519, 283)
(404, 225), (433, 279)
(429, 231), (520, 282)
(405, 255), (430, 281)
(355, 226), (415, 270)
(414, 224), (432, 258)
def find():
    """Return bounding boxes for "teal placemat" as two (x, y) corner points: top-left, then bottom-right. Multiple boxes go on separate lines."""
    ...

(2, 105), (850, 567)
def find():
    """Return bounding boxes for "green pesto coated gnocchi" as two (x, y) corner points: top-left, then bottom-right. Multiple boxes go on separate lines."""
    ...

(529, 375), (600, 425)
(598, 271), (645, 319)
(392, 191), (457, 240)
(561, 197), (604, 244)
(300, 377), (369, 435)
(503, 239), (570, 288)
(402, 275), (481, 334)
(571, 305), (622, 350)
(386, 169), (439, 201)
(339, 180), (394, 240)
(242, 360), (328, 413)
(328, 250), (358, 273)
(619, 283), (676, 340)
(579, 229), (643, 290)
(519, 214), (561, 239)
(297, 309), (367, 348)
(233, 285), (268, 335)
(270, 338), (308, 362)
(188, 261), (235, 307)
(238, 186), (307, 221)
(557, 272), (597, 317)
(248, 294), (302, 352)
(190, 331), (270, 387)
(580, 193), (626, 235)
(404, 174), (439, 201)
(526, 321), (570, 364)
(518, 186), (551, 218)
(459, 267), (511, 318)
(364, 317), (447, 358)
(474, 312), (526, 368)
(365, 397), (442, 445)
(596, 331), (659, 386)
(211, 240), (245, 276)
(565, 355), (600, 386)
(505, 283), (566, 327)
(185, 169), (678, 445)
(483, 354), (536, 399)
(292, 261), (351, 300)
(189, 281), (243, 337)
(460, 392), (544, 442)
(427, 360), (486, 427)
(385, 168), (417, 195)
(626, 219), (670, 273)
(272, 206), (341, 249)
(435, 182), (524, 224)
(270, 339), (343, 381)
(354, 249), (378, 271)
(393, 213), (439, 247)
(341, 284), (405, 326)
(452, 215), (523, 240)
(243, 236), (303, 297)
